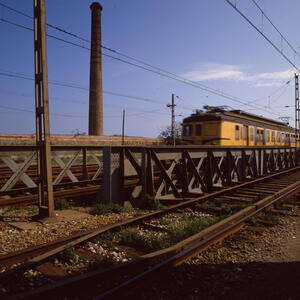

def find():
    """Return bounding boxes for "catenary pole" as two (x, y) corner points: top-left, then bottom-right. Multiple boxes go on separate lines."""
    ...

(34, 0), (54, 217)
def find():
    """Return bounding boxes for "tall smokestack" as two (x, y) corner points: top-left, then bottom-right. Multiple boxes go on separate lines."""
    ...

(89, 2), (103, 136)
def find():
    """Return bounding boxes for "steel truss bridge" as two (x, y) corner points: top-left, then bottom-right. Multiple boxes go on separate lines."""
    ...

(0, 145), (298, 210)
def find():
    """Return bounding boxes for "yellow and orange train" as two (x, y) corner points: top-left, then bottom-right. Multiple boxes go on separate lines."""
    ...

(182, 108), (298, 147)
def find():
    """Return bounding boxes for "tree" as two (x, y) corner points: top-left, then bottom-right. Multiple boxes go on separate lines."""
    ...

(158, 122), (182, 145)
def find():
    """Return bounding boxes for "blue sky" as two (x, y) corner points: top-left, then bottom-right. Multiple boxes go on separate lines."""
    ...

(0, 0), (300, 137)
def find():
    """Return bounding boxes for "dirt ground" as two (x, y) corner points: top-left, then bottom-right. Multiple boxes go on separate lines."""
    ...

(125, 206), (300, 300)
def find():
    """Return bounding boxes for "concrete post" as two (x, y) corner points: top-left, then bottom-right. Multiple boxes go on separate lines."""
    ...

(89, 2), (103, 136)
(102, 147), (121, 204)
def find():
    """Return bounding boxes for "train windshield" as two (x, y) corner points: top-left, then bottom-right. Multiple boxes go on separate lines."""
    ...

(183, 125), (193, 136)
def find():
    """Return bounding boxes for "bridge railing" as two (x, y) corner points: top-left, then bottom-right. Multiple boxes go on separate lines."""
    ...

(104, 146), (299, 204)
(0, 145), (104, 193)
(0, 145), (298, 206)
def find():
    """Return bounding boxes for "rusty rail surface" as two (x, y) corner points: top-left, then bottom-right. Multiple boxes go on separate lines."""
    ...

(96, 182), (300, 300)
(2, 166), (300, 299)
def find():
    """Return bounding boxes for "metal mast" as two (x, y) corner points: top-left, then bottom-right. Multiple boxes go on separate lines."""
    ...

(167, 94), (176, 146)
(295, 74), (300, 147)
(34, 0), (54, 217)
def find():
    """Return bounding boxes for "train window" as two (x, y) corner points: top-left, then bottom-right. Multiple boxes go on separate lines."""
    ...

(242, 126), (247, 140)
(266, 130), (270, 142)
(257, 129), (262, 141)
(183, 125), (193, 137)
(260, 130), (264, 141)
(277, 132), (280, 142)
(281, 132), (285, 142)
(272, 131), (275, 142)
(250, 128), (254, 141)
(195, 124), (202, 136)
(235, 125), (240, 140)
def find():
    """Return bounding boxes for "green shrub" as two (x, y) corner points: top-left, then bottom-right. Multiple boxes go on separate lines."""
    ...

(167, 216), (219, 245)
(157, 217), (173, 226)
(26, 206), (39, 214)
(59, 246), (77, 262)
(119, 215), (220, 252)
(249, 217), (259, 227)
(119, 229), (149, 249)
(3, 205), (21, 215)
(90, 203), (129, 215)
(221, 203), (251, 215)
(54, 198), (70, 210)
(142, 194), (165, 210)
(258, 214), (280, 224)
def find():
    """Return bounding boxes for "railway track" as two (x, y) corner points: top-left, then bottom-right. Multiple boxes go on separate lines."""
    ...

(1, 166), (300, 299)
(0, 163), (101, 189)
(0, 164), (170, 207)
(0, 176), (143, 207)
(0, 182), (101, 207)
(0, 162), (103, 207)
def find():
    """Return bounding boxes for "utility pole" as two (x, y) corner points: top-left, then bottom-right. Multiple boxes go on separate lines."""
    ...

(34, 0), (54, 217)
(122, 109), (125, 145)
(295, 74), (299, 148)
(167, 94), (176, 146)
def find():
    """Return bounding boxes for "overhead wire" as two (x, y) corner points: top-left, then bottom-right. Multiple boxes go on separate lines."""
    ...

(241, 77), (292, 106)
(0, 88), (171, 117)
(0, 2), (292, 119)
(0, 104), (87, 118)
(251, 0), (300, 60)
(0, 70), (168, 105)
(0, 64), (284, 119)
(0, 103), (168, 119)
(0, 2), (113, 50)
(225, 0), (300, 72)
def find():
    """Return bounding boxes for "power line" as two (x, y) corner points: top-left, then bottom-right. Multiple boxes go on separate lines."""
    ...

(0, 89), (88, 104)
(242, 77), (292, 106)
(0, 2), (114, 50)
(0, 88), (192, 117)
(0, 70), (168, 105)
(0, 103), (169, 119)
(0, 104), (86, 118)
(251, 0), (300, 60)
(225, 0), (300, 72)
(0, 11), (273, 109)
(0, 6), (289, 118)
(1, 0), (283, 111)
(0, 67), (285, 118)
(1, 1), (292, 112)
(272, 85), (290, 104)
(0, 2), (32, 19)
(0, 2), (89, 42)
(0, 88), (171, 116)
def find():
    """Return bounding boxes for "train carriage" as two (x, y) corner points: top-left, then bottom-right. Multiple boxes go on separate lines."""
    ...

(182, 107), (298, 147)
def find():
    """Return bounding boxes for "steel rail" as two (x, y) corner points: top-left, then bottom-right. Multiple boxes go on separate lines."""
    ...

(0, 176), (143, 207)
(0, 178), (101, 197)
(0, 185), (101, 206)
(94, 182), (300, 299)
(0, 228), (96, 268)
(3, 168), (300, 299)
(1, 166), (299, 272)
